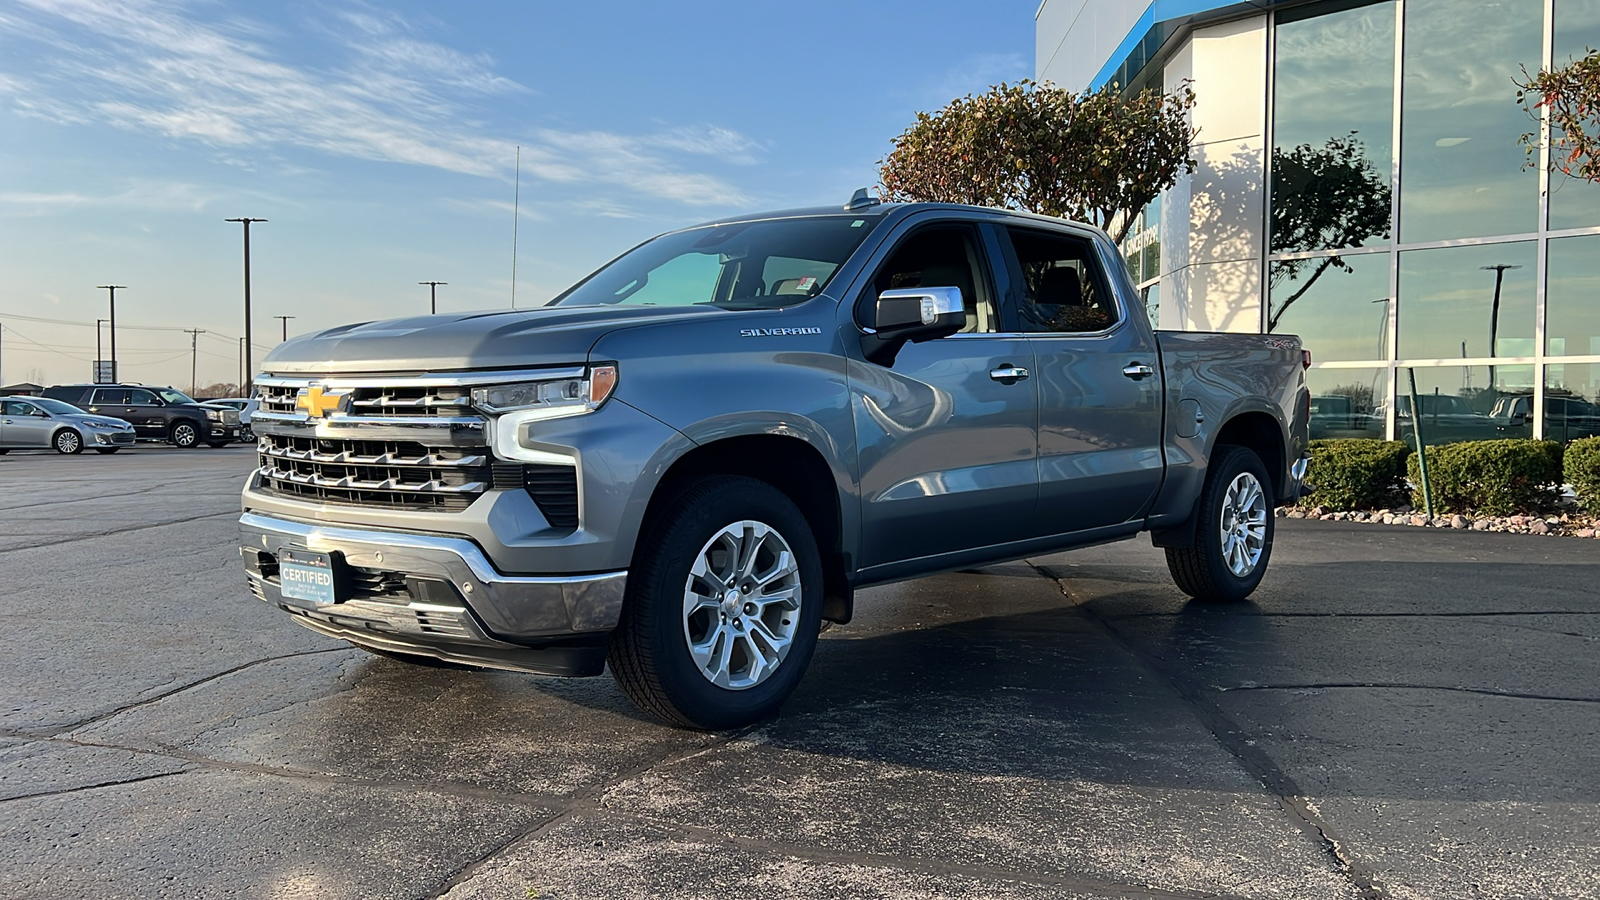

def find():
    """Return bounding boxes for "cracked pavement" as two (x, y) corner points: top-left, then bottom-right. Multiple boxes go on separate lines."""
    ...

(1, 446), (1597, 899)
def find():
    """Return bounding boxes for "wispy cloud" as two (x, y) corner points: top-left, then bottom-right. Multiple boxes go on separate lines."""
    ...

(0, 178), (221, 215)
(5, 0), (755, 204)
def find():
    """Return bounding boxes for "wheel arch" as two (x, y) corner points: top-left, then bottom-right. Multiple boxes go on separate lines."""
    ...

(1212, 410), (1286, 501)
(640, 433), (854, 624)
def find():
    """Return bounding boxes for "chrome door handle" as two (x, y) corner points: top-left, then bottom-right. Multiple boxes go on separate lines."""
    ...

(990, 365), (1030, 383)
(1122, 363), (1155, 380)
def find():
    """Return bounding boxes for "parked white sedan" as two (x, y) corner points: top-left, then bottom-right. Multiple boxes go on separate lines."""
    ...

(0, 396), (137, 454)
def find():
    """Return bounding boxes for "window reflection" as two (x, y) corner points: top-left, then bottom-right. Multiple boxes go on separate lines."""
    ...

(1308, 367), (1386, 440)
(1269, 252), (1391, 361)
(1399, 0), (1542, 241)
(1549, 0), (1600, 230)
(1272, 2), (1395, 255)
(1541, 363), (1600, 442)
(1398, 242), (1536, 363)
(1546, 235), (1600, 356)
(1397, 366), (1529, 444)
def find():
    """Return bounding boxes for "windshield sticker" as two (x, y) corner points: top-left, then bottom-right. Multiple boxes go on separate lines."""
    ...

(851, 220), (865, 227)
(795, 276), (817, 291)
(739, 327), (823, 337)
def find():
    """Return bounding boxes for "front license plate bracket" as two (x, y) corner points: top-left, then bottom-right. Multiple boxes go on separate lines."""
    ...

(279, 548), (341, 605)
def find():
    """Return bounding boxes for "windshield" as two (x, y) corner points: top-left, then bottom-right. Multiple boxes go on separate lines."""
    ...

(157, 388), (198, 405)
(552, 215), (880, 310)
(32, 397), (87, 416)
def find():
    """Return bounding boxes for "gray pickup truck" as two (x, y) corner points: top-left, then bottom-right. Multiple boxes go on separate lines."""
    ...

(239, 196), (1310, 729)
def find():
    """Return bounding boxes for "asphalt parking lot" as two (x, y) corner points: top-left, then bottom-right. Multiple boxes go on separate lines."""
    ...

(0, 446), (1596, 900)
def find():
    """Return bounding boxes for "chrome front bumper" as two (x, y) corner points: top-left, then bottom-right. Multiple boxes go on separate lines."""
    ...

(239, 512), (625, 676)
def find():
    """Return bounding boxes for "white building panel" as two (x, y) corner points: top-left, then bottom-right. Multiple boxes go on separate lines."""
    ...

(1036, 0), (1154, 89)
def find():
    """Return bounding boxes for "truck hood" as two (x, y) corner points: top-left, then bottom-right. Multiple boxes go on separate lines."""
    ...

(260, 304), (727, 374)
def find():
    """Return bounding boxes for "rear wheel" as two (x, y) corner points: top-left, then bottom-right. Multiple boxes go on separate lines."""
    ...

(1165, 445), (1275, 603)
(53, 429), (83, 455)
(169, 420), (200, 448)
(609, 476), (823, 730)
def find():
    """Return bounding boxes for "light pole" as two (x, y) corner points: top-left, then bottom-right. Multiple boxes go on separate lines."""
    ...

(1481, 264), (1522, 391)
(273, 315), (295, 341)
(95, 319), (107, 381)
(96, 285), (126, 382)
(225, 218), (267, 393)
(420, 281), (447, 314)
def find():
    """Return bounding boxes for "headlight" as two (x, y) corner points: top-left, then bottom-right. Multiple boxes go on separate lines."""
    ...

(471, 365), (618, 420)
(204, 409), (222, 421)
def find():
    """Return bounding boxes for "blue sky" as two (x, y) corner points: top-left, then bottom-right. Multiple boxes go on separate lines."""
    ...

(0, 0), (1035, 391)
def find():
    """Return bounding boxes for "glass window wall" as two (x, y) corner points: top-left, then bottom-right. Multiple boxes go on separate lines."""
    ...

(1549, 0), (1600, 231)
(1543, 363), (1600, 442)
(1271, 1), (1394, 256)
(1399, 0), (1543, 242)
(1269, 252), (1391, 361)
(1308, 367), (1386, 440)
(1398, 365), (1526, 444)
(1397, 242), (1537, 363)
(1546, 234), (1600, 356)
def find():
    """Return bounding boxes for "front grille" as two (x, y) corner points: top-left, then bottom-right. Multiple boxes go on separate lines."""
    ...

(257, 383), (471, 418)
(523, 464), (579, 529)
(256, 434), (490, 512)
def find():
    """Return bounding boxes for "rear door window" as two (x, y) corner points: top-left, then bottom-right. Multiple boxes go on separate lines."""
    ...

(1003, 227), (1121, 333)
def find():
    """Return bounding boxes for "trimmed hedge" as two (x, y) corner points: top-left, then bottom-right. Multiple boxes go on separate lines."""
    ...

(1407, 439), (1563, 516)
(1302, 439), (1412, 511)
(1564, 437), (1600, 515)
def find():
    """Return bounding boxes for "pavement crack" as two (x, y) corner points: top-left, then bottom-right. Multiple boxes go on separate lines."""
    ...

(22, 647), (349, 737)
(0, 510), (239, 554)
(0, 770), (188, 805)
(1217, 682), (1600, 704)
(607, 809), (1257, 900)
(1030, 561), (1387, 900)
(420, 724), (761, 900)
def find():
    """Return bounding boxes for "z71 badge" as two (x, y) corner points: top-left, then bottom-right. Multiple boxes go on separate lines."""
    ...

(739, 327), (823, 337)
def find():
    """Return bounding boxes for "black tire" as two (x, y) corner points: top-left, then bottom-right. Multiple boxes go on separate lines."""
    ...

(95, 448), (120, 455)
(241, 426), (255, 443)
(0, 449), (8, 455)
(609, 475), (824, 730)
(53, 429), (84, 455)
(1165, 444), (1275, 603)
(169, 420), (200, 448)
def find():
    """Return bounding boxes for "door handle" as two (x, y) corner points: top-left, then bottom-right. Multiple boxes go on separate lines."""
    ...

(990, 365), (1030, 383)
(1122, 363), (1155, 380)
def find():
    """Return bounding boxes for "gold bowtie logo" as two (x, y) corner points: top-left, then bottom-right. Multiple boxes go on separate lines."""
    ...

(295, 386), (350, 418)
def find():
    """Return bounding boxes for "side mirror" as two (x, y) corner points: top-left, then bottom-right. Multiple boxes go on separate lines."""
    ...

(862, 286), (966, 365)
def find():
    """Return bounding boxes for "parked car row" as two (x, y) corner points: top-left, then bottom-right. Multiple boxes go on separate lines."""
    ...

(1, 383), (252, 454)
(1308, 391), (1600, 443)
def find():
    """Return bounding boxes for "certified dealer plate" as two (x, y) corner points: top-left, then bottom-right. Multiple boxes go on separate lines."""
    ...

(279, 549), (337, 605)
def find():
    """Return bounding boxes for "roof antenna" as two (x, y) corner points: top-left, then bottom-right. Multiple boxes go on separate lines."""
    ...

(511, 145), (521, 309)
(844, 187), (881, 211)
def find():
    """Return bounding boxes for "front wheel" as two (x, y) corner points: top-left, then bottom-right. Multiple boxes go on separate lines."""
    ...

(608, 476), (823, 730)
(54, 429), (84, 455)
(1165, 445), (1275, 603)
(169, 421), (200, 448)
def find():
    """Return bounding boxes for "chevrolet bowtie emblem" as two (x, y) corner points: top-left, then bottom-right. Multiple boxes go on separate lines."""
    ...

(295, 385), (351, 418)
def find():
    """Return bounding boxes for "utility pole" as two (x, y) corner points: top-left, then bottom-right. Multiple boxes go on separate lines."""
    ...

(1481, 264), (1523, 391)
(95, 319), (107, 378)
(96, 285), (126, 382)
(183, 329), (206, 394)
(238, 337), (245, 391)
(273, 315), (295, 341)
(225, 218), (267, 394)
(419, 281), (447, 314)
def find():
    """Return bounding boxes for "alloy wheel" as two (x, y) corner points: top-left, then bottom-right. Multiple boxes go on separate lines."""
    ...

(1219, 471), (1268, 577)
(681, 520), (803, 691)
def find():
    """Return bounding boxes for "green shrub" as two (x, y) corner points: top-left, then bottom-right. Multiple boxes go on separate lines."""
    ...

(1407, 439), (1563, 516)
(1301, 439), (1412, 510)
(1564, 437), (1600, 514)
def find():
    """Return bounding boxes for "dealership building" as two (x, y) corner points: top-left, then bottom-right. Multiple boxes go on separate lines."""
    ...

(1037, 0), (1600, 442)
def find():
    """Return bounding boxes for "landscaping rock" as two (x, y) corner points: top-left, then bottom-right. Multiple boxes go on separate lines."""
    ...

(1530, 520), (1551, 535)
(1578, 529), (1594, 539)
(1473, 520), (1492, 531)
(1410, 515), (1429, 526)
(1450, 515), (1469, 529)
